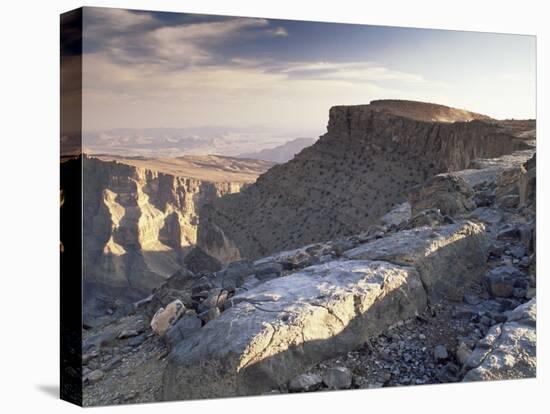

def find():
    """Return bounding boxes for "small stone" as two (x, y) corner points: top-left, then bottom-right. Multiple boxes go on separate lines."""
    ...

(486, 275), (514, 298)
(288, 373), (323, 392)
(519, 256), (532, 268)
(433, 345), (448, 362)
(82, 350), (99, 365)
(418, 333), (426, 340)
(322, 367), (353, 389)
(435, 362), (460, 382)
(127, 333), (146, 347)
(118, 329), (140, 339)
(165, 313), (202, 347)
(463, 294), (481, 305)
(456, 343), (472, 366)
(199, 307), (221, 324)
(150, 300), (186, 336)
(497, 194), (519, 209)
(86, 369), (104, 383)
(103, 355), (122, 371)
(497, 227), (520, 240)
(202, 288), (223, 309)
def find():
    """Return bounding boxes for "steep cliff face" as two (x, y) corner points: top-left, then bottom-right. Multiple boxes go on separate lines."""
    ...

(198, 100), (534, 263)
(80, 156), (269, 315)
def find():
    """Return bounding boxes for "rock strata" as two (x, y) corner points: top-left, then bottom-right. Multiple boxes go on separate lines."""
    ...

(77, 155), (270, 321)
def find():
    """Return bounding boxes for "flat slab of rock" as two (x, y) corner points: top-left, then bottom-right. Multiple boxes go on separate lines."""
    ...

(162, 260), (427, 400)
(463, 298), (536, 381)
(343, 221), (487, 301)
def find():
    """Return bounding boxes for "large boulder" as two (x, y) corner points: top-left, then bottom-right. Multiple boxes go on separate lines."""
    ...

(162, 260), (427, 400)
(518, 154), (536, 208)
(463, 298), (536, 381)
(344, 221), (487, 301)
(183, 247), (222, 274)
(409, 173), (475, 216)
(151, 299), (185, 336)
(379, 202), (412, 228)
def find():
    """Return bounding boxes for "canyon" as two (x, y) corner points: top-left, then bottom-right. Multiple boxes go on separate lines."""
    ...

(76, 100), (536, 405)
(78, 154), (273, 321)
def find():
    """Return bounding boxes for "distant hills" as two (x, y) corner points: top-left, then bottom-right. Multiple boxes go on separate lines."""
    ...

(236, 137), (317, 163)
(82, 127), (321, 158)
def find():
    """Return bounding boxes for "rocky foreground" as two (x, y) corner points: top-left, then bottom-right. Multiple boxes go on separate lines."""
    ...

(82, 140), (536, 405)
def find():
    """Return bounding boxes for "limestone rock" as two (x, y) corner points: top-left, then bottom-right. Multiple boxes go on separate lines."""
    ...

(519, 154), (536, 208)
(463, 298), (536, 382)
(322, 367), (353, 389)
(433, 345), (449, 362)
(402, 208), (448, 229)
(199, 307), (221, 324)
(151, 300), (185, 336)
(288, 373), (323, 392)
(86, 369), (104, 383)
(162, 260), (427, 400)
(379, 202), (411, 228)
(165, 313), (202, 347)
(344, 221), (487, 301)
(409, 173), (475, 216)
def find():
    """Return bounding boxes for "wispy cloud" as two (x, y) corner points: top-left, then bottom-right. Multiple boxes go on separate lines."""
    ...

(85, 9), (281, 70)
(81, 8), (535, 131)
(282, 61), (426, 83)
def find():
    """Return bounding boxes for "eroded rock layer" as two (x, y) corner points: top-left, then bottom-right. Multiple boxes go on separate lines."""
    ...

(198, 100), (534, 264)
(80, 155), (268, 317)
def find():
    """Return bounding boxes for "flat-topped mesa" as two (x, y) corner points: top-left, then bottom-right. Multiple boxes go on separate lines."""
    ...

(327, 100), (492, 135)
(197, 100), (534, 265)
(325, 99), (533, 171)
(369, 99), (492, 123)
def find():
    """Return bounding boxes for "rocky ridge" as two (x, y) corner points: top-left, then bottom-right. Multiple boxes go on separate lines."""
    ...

(197, 100), (534, 264)
(82, 138), (536, 405)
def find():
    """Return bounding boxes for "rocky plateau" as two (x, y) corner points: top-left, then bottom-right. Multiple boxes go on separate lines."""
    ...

(78, 100), (536, 405)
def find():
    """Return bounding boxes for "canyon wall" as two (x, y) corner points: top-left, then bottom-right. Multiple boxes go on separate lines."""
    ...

(198, 100), (534, 263)
(80, 156), (257, 317)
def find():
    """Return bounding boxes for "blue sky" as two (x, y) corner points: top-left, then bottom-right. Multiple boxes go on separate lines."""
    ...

(82, 7), (536, 133)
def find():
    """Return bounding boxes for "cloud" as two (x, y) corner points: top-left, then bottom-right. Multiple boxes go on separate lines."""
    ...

(85, 10), (279, 70)
(146, 18), (270, 66)
(282, 62), (425, 83)
(80, 9), (456, 131)
(272, 26), (289, 37)
(85, 8), (156, 33)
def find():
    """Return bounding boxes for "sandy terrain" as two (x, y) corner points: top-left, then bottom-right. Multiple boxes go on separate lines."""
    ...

(94, 154), (274, 183)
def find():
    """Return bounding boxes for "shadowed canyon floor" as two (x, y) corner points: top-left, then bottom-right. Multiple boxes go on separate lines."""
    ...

(78, 100), (536, 405)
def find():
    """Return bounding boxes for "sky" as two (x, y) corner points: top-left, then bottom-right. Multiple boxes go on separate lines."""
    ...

(81, 7), (536, 135)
